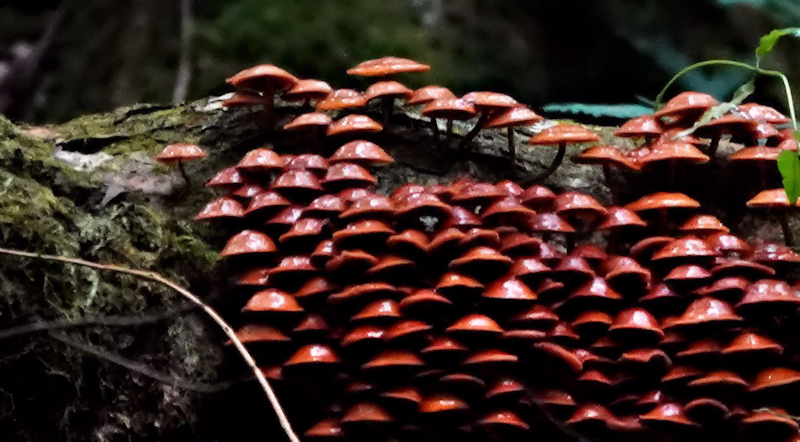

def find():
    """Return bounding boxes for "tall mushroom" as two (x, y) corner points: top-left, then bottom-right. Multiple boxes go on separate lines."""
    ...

(421, 99), (477, 145)
(154, 143), (207, 188)
(346, 56), (431, 78)
(363, 81), (412, 126)
(459, 92), (519, 149)
(407, 86), (457, 141)
(571, 145), (639, 202)
(483, 106), (543, 175)
(226, 64), (298, 129)
(525, 124), (600, 183)
(746, 189), (797, 245)
(282, 79), (333, 109)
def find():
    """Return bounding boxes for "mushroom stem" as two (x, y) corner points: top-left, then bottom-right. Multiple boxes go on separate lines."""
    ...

(381, 98), (394, 126)
(708, 133), (721, 158)
(527, 142), (567, 184)
(645, 134), (656, 145)
(459, 112), (491, 150)
(602, 164), (615, 203)
(759, 163), (767, 189)
(778, 211), (794, 246)
(507, 127), (517, 177)
(446, 118), (454, 144)
(263, 94), (276, 132)
(430, 117), (440, 142)
(177, 160), (191, 188)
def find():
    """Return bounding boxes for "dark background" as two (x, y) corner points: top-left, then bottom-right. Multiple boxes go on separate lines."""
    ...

(1, 0), (799, 124)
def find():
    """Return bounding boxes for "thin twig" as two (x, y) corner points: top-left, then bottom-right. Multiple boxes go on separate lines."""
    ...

(49, 331), (236, 393)
(0, 246), (301, 442)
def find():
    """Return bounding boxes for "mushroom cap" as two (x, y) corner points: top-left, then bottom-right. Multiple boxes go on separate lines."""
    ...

(419, 394), (469, 414)
(282, 79), (332, 102)
(243, 289), (303, 313)
(687, 370), (748, 388)
(679, 214), (729, 234)
(384, 319), (432, 341)
(729, 146), (784, 162)
(347, 56), (430, 77)
(395, 192), (451, 218)
(363, 80), (413, 101)
(220, 230), (277, 257)
(477, 410), (530, 430)
(669, 297), (742, 328)
(639, 403), (696, 427)
(388, 229), (429, 255)
(664, 264), (713, 283)
(572, 145), (639, 170)
(234, 324), (290, 343)
(362, 349), (424, 369)
(737, 279), (800, 308)
(284, 153), (328, 172)
(244, 191), (291, 217)
(609, 308), (663, 339)
(329, 140), (393, 166)
(738, 102), (792, 124)
(304, 194), (346, 217)
(554, 192), (608, 217)
(746, 188), (793, 208)
(326, 114), (383, 136)
(333, 219), (395, 247)
(341, 324), (385, 347)
(483, 277), (537, 301)
(352, 299), (401, 322)
(597, 206), (647, 229)
(237, 148), (285, 172)
(450, 246), (514, 269)
(451, 182), (507, 204)
(750, 367), (800, 391)
(226, 64), (298, 92)
(654, 91), (718, 118)
(422, 98), (478, 120)
(316, 88), (366, 111)
(407, 85), (457, 105)
(285, 344), (340, 366)
(722, 331), (783, 356)
(652, 237), (719, 261)
(341, 402), (394, 423)
(447, 313), (504, 335)
(638, 142), (710, 165)
(272, 169), (324, 194)
(461, 91), (519, 111)
(294, 313), (332, 335)
(340, 193), (394, 219)
(614, 115), (664, 138)
(529, 212), (576, 233)
(205, 167), (246, 191)
(195, 196), (244, 220)
(322, 162), (377, 187)
(528, 124), (601, 145)
(221, 92), (267, 108)
(283, 112), (332, 131)
(304, 418), (342, 438)
(154, 143), (207, 165)
(462, 348), (518, 365)
(484, 106), (543, 128)
(520, 185), (557, 209)
(626, 192), (700, 212)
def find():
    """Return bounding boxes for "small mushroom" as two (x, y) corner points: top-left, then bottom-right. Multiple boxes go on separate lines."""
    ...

(526, 124), (600, 183)
(746, 189), (796, 245)
(459, 91), (519, 149)
(226, 64), (298, 128)
(282, 78), (333, 109)
(483, 106), (543, 175)
(421, 98), (477, 144)
(154, 143), (207, 187)
(363, 80), (412, 125)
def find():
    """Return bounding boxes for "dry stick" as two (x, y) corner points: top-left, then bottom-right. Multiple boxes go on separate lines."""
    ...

(0, 247), (301, 442)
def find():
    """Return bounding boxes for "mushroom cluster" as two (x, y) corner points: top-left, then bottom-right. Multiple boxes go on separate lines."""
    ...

(198, 144), (800, 442)
(200, 58), (800, 442)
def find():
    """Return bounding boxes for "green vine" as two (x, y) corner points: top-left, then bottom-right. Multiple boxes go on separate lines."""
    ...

(655, 28), (800, 203)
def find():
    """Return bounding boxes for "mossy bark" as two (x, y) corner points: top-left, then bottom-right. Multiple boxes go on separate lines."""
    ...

(0, 97), (790, 441)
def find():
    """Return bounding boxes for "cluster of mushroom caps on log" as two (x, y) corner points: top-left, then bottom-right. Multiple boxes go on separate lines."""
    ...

(154, 56), (800, 442)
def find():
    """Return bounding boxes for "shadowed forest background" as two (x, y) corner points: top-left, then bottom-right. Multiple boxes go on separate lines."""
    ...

(1, 0), (799, 124)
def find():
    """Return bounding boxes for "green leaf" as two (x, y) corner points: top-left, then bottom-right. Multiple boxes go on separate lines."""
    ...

(777, 150), (800, 205)
(794, 130), (800, 143)
(540, 103), (653, 119)
(756, 28), (800, 65)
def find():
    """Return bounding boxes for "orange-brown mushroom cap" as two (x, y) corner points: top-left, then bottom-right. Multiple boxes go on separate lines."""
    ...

(528, 124), (600, 145)
(226, 64), (298, 92)
(347, 56), (430, 77)
(154, 143), (207, 165)
(326, 114), (383, 137)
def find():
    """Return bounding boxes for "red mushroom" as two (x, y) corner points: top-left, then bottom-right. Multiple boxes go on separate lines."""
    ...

(154, 143), (207, 187)
(526, 124), (601, 183)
